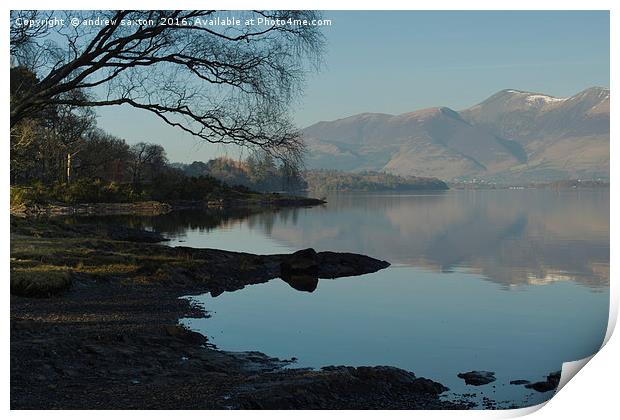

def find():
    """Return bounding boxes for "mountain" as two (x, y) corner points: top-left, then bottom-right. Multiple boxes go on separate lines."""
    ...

(302, 87), (609, 182)
(460, 87), (609, 181)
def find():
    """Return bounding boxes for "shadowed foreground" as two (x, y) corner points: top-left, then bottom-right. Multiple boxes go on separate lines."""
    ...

(10, 217), (469, 409)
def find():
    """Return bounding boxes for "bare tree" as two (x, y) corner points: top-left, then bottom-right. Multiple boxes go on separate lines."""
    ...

(48, 102), (96, 183)
(11, 66), (95, 183)
(128, 142), (168, 185)
(78, 129), (131, 181)
(10, 10), (325, 167)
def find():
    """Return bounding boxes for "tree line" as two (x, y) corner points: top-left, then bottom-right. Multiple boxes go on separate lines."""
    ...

(11, 70), (167, 187)
(303, 170), (449, 192)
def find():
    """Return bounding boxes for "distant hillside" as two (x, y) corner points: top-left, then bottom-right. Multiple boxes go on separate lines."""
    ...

(173, 158), (447, 193)
(302, 87), (609, 183)
(173, 156), (307, 192)
(305, 170), (448, 192)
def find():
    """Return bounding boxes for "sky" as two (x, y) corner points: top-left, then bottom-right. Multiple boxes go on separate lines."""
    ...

(95, 10), (610, 163)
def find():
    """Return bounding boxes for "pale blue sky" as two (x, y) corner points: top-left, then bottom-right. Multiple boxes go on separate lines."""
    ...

(96, 11), (610, 163)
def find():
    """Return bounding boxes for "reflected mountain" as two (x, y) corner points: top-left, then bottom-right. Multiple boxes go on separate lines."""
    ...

(243, 190), (610, 290)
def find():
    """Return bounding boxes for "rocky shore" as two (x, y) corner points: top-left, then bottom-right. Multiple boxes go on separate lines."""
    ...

(10, 215), (467, 409)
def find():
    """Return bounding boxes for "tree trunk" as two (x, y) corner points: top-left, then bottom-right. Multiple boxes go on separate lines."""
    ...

(66, 153), (72, 184)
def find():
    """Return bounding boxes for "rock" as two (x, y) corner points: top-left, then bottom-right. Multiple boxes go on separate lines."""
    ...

(316, 251), (390, 278)
(510, 379), (530, 385)
(279, 249), (390, 292)
(232, 365), (452, 409)
(82, 344), (106, 355)
(280, 248), (319, 279)
(409, 377), (450, 394)
(457, 371), (496, 386)
(525, 371), (561, 393)
(165, 325), (207, 345)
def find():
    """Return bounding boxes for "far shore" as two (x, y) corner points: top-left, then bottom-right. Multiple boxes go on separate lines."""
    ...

(11, 176), (609, 219)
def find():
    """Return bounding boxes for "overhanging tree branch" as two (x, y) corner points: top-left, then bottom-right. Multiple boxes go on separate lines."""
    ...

(10, 10), (325, 165)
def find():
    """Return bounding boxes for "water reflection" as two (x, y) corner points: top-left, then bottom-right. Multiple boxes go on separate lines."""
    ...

(281, 275), (319, 292)
(174, 190), (609, 290)
(62, 207), (261, 237)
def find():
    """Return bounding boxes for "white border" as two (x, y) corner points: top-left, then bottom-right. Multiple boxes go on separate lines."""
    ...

(3, 1), (616, 419)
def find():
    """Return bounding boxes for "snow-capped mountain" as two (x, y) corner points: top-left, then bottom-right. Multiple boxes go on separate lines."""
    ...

(302, 87), (609, 182)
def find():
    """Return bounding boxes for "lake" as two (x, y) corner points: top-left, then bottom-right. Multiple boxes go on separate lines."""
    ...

(130, 189), (610, 408)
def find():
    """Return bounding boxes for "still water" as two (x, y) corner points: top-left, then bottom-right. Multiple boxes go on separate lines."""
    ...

(154, 189), (607, 408)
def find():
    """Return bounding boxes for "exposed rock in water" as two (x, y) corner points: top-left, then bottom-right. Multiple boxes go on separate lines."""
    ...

(510, 379), (530, 385)
(317, 250), (391, 278)
(525, 371), (561, 393)
(281, 248), (319, 279)
(279, 248), (390, 293)
(457, 371), (496, 386)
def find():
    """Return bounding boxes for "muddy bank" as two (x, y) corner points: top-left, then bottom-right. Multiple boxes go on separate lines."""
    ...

(10, 217), (467, 409)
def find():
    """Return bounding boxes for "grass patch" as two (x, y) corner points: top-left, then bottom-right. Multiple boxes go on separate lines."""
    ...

(13, 261), (139, 276)
(10, 218), (219, 294)
(10, 231), (143, 298)
(11, 269), (72, 297)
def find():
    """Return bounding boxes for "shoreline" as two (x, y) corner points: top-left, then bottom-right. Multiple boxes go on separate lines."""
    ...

(10, 211), (473, 409)
(10, 193), (327, 218)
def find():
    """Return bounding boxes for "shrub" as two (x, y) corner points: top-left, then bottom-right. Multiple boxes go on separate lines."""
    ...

(10, 186), (32, 207)
(11, 173), (252, 206)
(11, 180), (148, 205)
